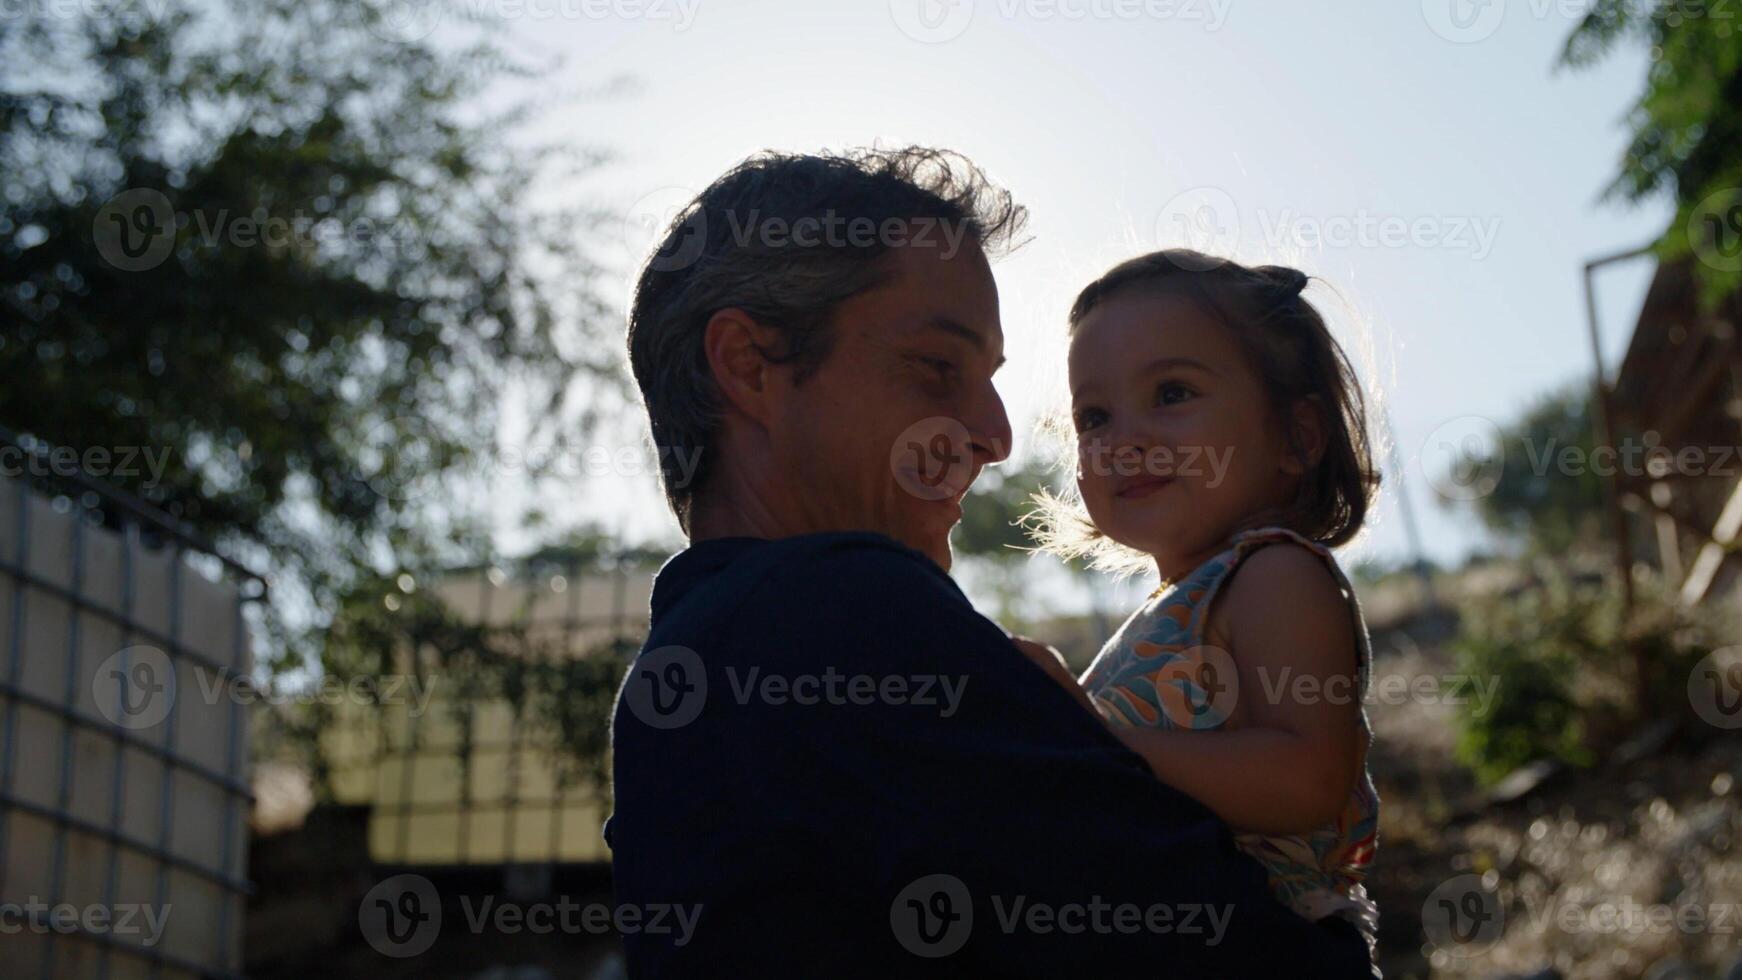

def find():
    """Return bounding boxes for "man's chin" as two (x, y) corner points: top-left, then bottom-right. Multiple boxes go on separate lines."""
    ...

(893, 525), (953, 572)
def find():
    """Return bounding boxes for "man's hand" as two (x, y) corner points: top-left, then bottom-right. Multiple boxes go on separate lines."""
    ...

(1009, 635), (1101, 717)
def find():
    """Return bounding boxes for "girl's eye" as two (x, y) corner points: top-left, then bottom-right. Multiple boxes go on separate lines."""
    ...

(1156, 382), (1195, 406)
(1073, 408), (1107, 432)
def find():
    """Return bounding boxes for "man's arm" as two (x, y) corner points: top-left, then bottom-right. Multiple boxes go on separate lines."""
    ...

(747, 537), (1369, 977)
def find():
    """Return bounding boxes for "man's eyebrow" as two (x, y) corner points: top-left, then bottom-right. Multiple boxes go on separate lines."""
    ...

(1070, 356), (1216, 399)
(920, 316), (1006, 370)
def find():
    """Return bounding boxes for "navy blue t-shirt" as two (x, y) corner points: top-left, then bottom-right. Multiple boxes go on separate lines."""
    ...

(606, 532), (1372, 977)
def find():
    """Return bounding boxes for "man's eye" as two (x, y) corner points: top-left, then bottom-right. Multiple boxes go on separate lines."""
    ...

(918, 356), (957, 379)
(1157, 382), (1194, 406)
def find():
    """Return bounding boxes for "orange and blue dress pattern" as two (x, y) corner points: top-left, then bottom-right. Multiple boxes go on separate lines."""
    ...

(1079, 526), (1381, 957)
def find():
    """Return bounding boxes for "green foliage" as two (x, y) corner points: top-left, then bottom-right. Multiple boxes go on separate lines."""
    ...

(952, 455), (1059, 560)
(1, 0), (636, 786)
(1561, 0), (1742, 304)
(0, 0), (622, 672)
(1451, 575), (1609, 784)
(312, 558), (640, 800)
(1450, 568), (1717, 784)
(1467, 384), (1608, 554)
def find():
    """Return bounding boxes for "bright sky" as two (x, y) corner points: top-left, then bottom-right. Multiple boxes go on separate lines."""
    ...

(475, 0), (1672, 576)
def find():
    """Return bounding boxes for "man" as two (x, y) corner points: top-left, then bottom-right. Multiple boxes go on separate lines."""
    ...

(607, 146), (1371, 976)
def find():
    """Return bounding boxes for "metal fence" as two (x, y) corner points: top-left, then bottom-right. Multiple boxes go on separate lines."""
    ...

(322, 558), (651, 870)
(0, 427), (266, 980)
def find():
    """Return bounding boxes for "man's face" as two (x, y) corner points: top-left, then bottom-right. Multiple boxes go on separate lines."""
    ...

(767, 241), (1012, 571)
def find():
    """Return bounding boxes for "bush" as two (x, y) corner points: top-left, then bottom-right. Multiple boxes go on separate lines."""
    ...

(1450, 568), (1722, 785)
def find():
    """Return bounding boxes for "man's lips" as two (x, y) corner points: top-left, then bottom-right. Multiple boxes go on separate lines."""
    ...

(1115, 476), (1174, 499)
(900, 466), (978, 504)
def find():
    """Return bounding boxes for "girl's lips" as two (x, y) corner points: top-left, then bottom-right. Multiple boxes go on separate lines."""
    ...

(1115, 476), (1174, 499)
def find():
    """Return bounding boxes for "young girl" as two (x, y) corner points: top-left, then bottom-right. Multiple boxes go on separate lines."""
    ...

(1026, 249), (1383, 966)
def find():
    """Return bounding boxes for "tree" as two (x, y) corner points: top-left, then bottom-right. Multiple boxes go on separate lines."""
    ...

(1, 0), (623, 676)
(1467, 385), (1609, 554)
(1562, 0), (1742, 304)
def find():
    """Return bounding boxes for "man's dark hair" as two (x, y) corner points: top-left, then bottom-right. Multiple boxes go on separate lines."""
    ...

(626, 146), (1028, 532)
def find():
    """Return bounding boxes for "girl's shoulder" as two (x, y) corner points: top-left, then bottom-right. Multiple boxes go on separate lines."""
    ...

(1200, 526), (1371, 677)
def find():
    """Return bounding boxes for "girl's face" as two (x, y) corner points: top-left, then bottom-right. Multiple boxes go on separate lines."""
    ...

(1068, 289), (1306, 581)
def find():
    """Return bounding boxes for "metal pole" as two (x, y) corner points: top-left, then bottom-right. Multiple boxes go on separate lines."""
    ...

(1582, 245), (1654, 715)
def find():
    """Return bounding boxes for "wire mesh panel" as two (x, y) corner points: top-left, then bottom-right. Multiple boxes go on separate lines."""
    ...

(323, 561), (649, 868)
(0, 432), (263, 980)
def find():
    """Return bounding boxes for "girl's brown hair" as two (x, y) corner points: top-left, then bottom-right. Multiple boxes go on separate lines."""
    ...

(1027, 249), (1381, 576)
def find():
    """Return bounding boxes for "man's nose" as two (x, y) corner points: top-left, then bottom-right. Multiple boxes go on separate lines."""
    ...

(964, 380), (1013, 466)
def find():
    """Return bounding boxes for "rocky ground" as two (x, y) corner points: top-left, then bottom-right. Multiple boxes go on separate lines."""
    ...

(1364, 629), (1742, 980)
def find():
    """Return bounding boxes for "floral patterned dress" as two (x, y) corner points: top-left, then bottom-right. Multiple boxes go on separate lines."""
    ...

(1079, 526), (1381, 961)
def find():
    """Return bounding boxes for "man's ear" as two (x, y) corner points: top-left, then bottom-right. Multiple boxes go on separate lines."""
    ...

(703, 308), (785, 427)
(1280, 396), (1328, 475)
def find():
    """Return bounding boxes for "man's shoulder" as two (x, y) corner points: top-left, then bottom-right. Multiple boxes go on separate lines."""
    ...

(679, 530), (969, 631)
